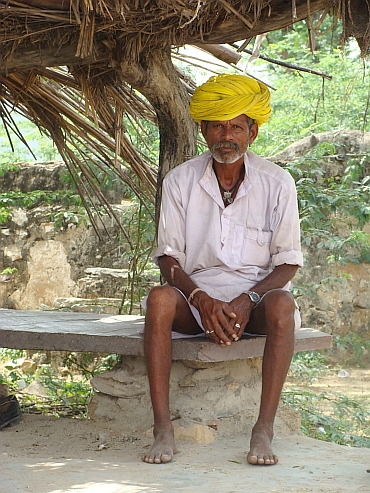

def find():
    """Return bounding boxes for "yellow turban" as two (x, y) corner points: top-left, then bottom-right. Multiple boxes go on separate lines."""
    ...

(189, 74), (271, 126)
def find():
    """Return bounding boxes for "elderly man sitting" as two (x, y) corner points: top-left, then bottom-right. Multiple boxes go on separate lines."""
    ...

(141, 74), (303, 465)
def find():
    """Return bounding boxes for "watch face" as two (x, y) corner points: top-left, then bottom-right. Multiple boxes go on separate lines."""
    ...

(249, 291), (260, 303)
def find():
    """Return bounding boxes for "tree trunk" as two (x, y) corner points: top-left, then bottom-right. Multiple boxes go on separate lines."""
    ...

(119, 47), (197, 222)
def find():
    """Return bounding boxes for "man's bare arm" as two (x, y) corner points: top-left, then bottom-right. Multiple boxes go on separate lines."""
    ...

(250, 264), (299, 297)
(157, 255), (198, 300)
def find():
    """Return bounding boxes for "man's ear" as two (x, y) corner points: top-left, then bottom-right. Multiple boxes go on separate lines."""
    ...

(248, 123), (259, 146)
(200, 120), (207, 140)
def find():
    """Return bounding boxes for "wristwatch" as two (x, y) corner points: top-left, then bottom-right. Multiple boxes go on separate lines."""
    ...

(244, 290), (261, 305)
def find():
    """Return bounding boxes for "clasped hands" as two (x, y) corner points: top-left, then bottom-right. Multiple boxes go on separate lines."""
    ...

(191, 291), (253, 345)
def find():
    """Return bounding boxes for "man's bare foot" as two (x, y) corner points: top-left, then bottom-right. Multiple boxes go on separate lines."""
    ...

(142, 425), (177, 464)
(247, 425), (278, 465)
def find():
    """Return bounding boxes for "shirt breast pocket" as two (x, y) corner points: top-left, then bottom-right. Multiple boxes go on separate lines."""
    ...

(240, 226), (272, 269)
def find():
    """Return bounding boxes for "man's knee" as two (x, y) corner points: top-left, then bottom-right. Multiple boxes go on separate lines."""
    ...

(263, 290), (296, 328)
(146, 285), (178, 312)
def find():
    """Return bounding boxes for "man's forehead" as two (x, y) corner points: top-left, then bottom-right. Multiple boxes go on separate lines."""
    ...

(207, 115), (250, 125)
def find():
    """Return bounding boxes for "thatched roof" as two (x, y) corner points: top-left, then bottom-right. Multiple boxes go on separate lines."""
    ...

(1, 1), (369, 236)
(1, 1), (369, 73)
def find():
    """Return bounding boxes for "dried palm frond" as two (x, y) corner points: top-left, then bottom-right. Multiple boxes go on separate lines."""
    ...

(0, 66), (159, 239)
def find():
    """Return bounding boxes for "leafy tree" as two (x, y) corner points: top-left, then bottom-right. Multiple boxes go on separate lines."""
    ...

(251, 20), (370, 157)
(284, 143), (370, 265)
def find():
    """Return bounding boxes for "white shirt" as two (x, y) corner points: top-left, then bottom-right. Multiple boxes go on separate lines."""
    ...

(153, 150), (303, 302)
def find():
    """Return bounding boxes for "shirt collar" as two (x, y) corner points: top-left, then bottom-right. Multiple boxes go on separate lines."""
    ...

(199, 152), (252, 206)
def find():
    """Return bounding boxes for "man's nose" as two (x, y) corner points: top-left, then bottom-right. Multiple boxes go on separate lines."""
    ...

(221, 123), (234, 139)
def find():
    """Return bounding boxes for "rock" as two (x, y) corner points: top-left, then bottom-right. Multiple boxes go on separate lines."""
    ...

(19, 359), (38, 374)
(23, 379), (49, 397)
(145, 422), (217, 444)
(174, 422), (217, 444)
(91, 371), (148, 399)
(0, 384), (9, 399)
(53, 297), (124, 314)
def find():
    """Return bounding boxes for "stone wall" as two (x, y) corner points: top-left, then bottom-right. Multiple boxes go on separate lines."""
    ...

(0, 203), (130, 312)
(0, 161), (132, 313)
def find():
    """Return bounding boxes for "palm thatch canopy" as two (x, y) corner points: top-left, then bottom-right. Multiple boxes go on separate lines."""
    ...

(1, 1), (369, 69)
(1, 1), (369, 235)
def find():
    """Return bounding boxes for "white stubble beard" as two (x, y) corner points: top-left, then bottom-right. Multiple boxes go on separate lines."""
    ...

(210, 141), (248, 164)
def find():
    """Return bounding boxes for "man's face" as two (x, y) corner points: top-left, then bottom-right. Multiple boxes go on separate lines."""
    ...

(201, 115), (258, 165)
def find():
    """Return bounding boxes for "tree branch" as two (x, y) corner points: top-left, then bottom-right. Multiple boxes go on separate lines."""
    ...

(230, 43), (333, 80)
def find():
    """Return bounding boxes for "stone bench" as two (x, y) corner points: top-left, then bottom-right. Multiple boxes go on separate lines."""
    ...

(0, 308), (332, 441)
(0, 308), (332, 359)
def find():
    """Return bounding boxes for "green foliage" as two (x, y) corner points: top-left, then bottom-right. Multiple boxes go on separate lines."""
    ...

(124, 115), (159, 166)
(330, 333), (370, 366)
(0, 267), (18, 275)
(0, 189), (81, 209)
(289, 350), (329, 383)
(251, 20), (370, 157)
(0, 189), (86, 226)
(0, 348), (25, 360)
(282, 387), (370, 447)
(23, 365), (92, 418)
(62, 352), (120, 379)
(0, 116), (60, 163)
(285, 334), (370, 448)
(0, 349), (119, 417)
(0, 349), (28, 390)
(0, 348), (25, 389)
(284, 143), (370, 264)
(281, 333), (370, 447)
(291, 274), (351, 298)
(0, 162), (19, 177)
(119, 198), (159, 314)
(51, 209), (87, 231)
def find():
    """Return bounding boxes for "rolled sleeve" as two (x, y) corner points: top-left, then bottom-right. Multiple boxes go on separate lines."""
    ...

(271, 249), (304, 269)
(152, 245), (186, 268)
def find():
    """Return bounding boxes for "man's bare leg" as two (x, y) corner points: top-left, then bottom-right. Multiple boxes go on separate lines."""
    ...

(142, 285), (202, 464)
(246, 290), (295, 465)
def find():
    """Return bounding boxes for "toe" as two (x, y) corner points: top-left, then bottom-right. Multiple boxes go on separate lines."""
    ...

(142, 452), (172, 464)
(247, 453), (277, 466)
(247, 453), (258, 465)
(160, 453), (172, 463)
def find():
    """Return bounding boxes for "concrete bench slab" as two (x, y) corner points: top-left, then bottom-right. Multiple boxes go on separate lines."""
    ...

(0, 308), (332, 361)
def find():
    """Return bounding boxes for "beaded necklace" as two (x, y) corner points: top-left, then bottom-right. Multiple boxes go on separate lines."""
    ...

(213, 163), (245, 205)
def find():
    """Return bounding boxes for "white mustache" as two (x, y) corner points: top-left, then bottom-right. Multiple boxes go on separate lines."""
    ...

(211, 142), (240, 152)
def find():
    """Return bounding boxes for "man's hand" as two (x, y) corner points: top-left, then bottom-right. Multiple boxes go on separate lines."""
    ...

(191, 291), (238, 345)
(228, 294), (255, 339)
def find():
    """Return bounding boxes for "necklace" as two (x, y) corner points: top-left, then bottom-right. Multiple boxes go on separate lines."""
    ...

(213, 164), (245, 205)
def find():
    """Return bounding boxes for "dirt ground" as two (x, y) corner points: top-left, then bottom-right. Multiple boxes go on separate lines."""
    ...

(1, 413), (370, 493)
(286, 366), (370, 395)
(2, 366), (370, 493)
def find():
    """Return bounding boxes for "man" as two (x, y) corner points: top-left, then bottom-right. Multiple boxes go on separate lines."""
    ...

(142, 74), (303, 465)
